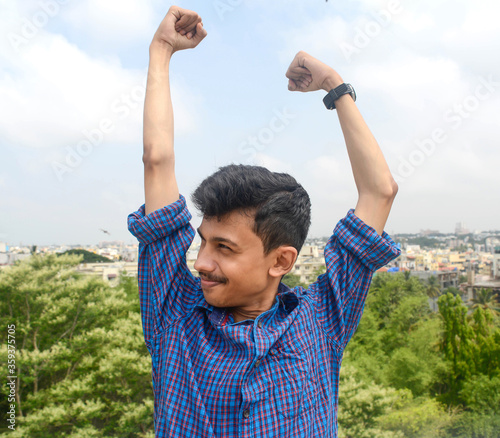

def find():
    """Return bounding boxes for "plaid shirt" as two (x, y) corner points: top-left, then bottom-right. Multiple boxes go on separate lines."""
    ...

(128, 195), (400, 438)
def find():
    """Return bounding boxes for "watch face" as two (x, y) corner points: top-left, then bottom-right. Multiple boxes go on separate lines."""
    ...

(348, 85), (356, 101)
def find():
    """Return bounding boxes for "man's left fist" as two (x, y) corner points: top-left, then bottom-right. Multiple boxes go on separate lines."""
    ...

(285, 51), (343, 93)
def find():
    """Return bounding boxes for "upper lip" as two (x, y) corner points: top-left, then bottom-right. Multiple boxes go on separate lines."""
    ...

(200, 274), (224, 283)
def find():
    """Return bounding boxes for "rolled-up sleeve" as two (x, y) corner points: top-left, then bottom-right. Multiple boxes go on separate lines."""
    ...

(127, 196), (201, 351)
(308, 209), (400, 350)
(332, 209), (400, 272)
(128, 196), (192, 245)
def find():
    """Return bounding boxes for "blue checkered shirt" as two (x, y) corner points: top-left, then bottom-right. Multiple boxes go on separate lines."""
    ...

(128, 195), (400, 437)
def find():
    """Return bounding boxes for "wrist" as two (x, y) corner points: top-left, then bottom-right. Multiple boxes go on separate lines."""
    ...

(150, 39), (175, 58)
(322, 73), (344, 92)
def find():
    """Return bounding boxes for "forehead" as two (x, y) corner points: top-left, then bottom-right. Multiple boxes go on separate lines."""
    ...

(198, 210), (261, 246)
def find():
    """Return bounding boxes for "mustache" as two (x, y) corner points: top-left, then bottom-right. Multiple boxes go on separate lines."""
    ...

(199, 272), (228, 284)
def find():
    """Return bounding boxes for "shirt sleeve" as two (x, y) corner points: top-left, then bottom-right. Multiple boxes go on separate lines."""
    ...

(127, 195), (201, 351)
(307, 209), (400, 351)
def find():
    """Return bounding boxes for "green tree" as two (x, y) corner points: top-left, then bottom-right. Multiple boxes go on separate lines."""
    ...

(383, 317), (444, 397)
(424, 275), (441, 299)
(338, 361), (406, 438)
(470, 288), (500, 317)
(460, 374), (500, 415)
(443, 286), (461, 296)
(438, 293), (500, 405)
(377, 397), (453, 438)
(0, 254), (153, 437)
(58, 249), (113, 263)
(437, 293), (477, 403)
(282, 273), (307, 288)
(448, 374), (500, 437)
(346, 273), (443, 397)
(338, 361), (452, 438)
(343, 272), (499, 437)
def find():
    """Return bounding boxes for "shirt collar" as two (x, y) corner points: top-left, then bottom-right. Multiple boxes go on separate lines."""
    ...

(194, 282), (300, 327)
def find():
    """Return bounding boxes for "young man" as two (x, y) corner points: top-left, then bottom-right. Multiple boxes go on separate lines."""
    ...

(128, 6), (400, 438)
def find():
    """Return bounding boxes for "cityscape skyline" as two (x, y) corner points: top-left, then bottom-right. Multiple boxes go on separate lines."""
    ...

(2, 221), (500, 249)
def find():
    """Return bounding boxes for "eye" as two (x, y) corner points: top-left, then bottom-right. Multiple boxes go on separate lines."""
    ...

(218, 243), (231, 251)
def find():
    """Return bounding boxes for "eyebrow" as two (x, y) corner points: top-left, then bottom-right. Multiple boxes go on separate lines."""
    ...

(197, 228), (240, 249)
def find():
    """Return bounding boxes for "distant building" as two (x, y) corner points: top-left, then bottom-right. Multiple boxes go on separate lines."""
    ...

(493, 247), (500, 280)
(455, 222), (469, 235)
(420, 229), (439, 236)
(486, 238), (500, 254)
(186, 245), (199, 277)
(75, 261), (138, 285)
(292, 245), (325, 284)
(0, 242), (31, 267)
(411, 270), (459, 291)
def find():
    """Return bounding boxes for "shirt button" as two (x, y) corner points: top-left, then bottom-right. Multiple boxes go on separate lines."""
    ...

(243, 409), (250, 419)
(257, 320), (262, 328)
(255, 359), (261, 368)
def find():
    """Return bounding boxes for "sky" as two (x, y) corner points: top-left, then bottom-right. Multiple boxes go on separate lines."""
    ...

(1, 0), (499, 247)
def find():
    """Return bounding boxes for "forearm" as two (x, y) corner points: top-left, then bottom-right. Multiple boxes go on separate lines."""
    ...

(335, 92), (397, 233)
(143, 41), (179, 215)
(143, 41), (175, 164)
(335, 95), (397, 198)
(321, 75), (395, 198)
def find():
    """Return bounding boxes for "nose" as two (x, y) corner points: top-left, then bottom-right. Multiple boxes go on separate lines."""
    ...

(194, 245), (217, 274)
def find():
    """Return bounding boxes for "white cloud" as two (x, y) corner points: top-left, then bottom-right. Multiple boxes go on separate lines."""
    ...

(0, 5), (201, 167)
(1, 33), (141, 147)
(352, 54), (466, 112)
(61, 0), (156, 47)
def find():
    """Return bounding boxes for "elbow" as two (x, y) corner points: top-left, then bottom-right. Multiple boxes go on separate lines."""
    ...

(363, 176), (398, 201)
(142, 147), (175, 167)
(386, 177), (398, 200)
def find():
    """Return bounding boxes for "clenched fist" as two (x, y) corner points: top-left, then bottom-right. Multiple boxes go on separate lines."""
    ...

(286, 51), (343, 93)
(153, 6), (207, 54)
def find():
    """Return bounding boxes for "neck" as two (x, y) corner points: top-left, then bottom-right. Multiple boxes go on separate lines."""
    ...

(231, 308), (266, 323)
(230, 294), (278, 323)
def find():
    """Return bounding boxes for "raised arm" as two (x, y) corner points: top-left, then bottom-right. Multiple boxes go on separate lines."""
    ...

(143, 6), (207, 216)
(286, 51), (398, 235)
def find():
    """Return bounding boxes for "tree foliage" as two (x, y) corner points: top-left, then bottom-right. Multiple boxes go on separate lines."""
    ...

(438, 293), (500, 405)
(0, 254), (153, 437)
(470, 288), (500, 316)
(58, 249), (113, 263)
(281, 273), (307, 288)
(342, 273), (500, 438)
(425, 275), (441, 299)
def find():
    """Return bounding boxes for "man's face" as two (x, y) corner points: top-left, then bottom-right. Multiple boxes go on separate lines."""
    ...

(194, 210), (279, 309)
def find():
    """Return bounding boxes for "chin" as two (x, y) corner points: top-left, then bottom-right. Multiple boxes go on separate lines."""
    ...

(202, 289), (227, 308)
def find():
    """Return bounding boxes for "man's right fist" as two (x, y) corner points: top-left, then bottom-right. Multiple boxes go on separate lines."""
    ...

(153, 6), (207, 54)
(286, 51), (342, 93)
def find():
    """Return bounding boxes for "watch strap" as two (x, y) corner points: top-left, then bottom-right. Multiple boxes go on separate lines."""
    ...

(323, 83), (356, 110)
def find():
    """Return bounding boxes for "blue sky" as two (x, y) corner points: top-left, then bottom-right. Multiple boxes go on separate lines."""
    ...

(1, 0), (499, 246)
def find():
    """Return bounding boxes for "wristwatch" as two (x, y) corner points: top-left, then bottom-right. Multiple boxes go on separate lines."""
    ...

(323, 83), (356, 110)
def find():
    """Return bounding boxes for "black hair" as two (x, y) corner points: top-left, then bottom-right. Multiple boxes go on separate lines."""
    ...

(191, 164), (311, 254)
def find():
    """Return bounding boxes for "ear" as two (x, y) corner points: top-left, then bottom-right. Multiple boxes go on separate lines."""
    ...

(268, 246), (298, 278)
